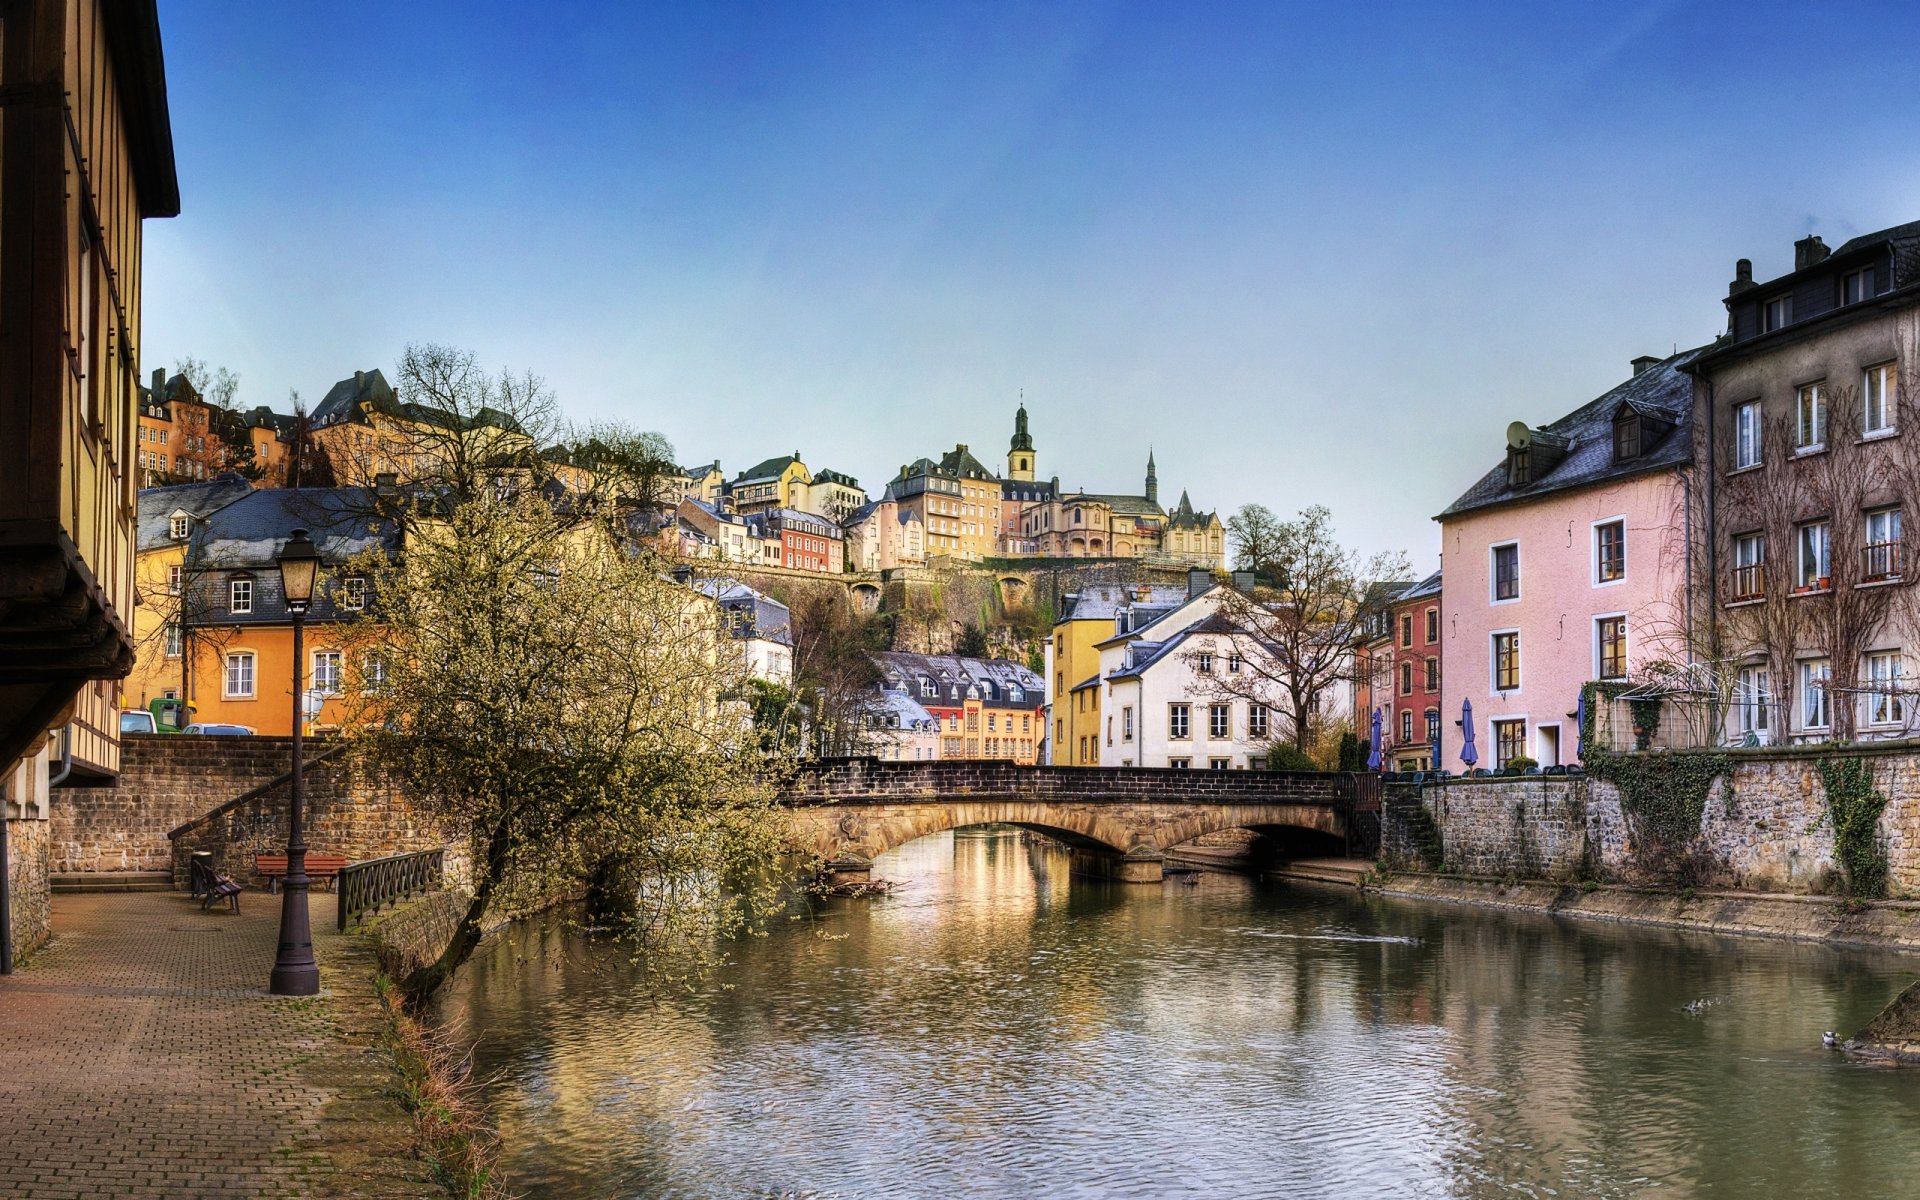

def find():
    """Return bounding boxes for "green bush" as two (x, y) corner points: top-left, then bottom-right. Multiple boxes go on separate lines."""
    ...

(1263, 743), (1318, 772)
(1505, 755), (1538, 771)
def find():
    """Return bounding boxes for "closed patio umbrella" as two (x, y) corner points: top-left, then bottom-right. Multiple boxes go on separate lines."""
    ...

(1460, 698), (1478, 768)
(1574, 689), (1587, 760)
(1367, 707), (1383, 770)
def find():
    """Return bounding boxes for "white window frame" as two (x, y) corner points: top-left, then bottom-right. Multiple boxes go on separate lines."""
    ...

(1122, 705), (1134, 741)
(313, 650), (343, 696)
(1796, 521), (1831, 590)
(1594, 613), (1629, 682)
(164, 622), (182, 659)
(1736, 665), (1770, 735)
(224, 651), (256, 699)
(1800, 658), (1832, 731)
(1491, 628), (1521, 694)
(362, 651), (387, 694)
(1734, 401), (1762, 470)
(1795, 382), (1827, 452)
(1842, 265), (1875, 305)
(1864, 650), (1904, 728)
(1249, 704), (1268, 739)
(167, 563), (182, 595)
(1865, 507), (1902, 581)
(341, 576), (367, 612)
(169, 514), (189, 539)
(1592, 516), (1628, 586)
(1168, 703), (1191, 740)
(1864, 361), (1898, 436)
(1208, 703), (1230, 740)
(1490, 541), (1520, 605)
(229, 577), (253, 614)
(1764, 294), (1792, 332)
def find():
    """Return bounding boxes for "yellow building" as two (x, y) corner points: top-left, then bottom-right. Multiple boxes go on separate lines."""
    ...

(729, 452), (811, 514)
(1044, 583), (1190, 765)
(1162, 490), (1227, 567)
(0, 0), (179, 798)
(887, 445), (1001, 562)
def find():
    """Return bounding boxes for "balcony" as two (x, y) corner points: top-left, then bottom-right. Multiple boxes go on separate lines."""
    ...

(1862, 541), (1904, 583)
(1728, 563), (1765, 603)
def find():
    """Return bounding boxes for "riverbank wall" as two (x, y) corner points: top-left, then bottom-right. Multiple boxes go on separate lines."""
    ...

(1354, 871), (1920, 952)
(1380, 742), (1920, 896)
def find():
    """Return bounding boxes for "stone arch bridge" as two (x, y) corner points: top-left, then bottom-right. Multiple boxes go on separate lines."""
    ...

(780, 759), (1366, 883)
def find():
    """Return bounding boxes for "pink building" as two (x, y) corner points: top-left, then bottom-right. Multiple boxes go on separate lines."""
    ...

(1437, 350), (1703, 770)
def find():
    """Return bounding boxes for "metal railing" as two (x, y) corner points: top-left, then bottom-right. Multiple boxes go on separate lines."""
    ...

(1863, 540), (1904, 582)
(1728, 563), (1766, 603)
(336, 848), (445, 931)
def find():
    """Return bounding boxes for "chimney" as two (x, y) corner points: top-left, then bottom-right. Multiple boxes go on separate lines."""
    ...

(374, 471), (398, 495)
(1232, 569), (1256, 592)
(1630, 355), (1661, 376)
(1187, 567), (1212, 599)
(151, 367), (165, 395)
(354, 369), (365, 392)
(1729, 258), (1756, 297)
(670, 564), (693, 585)
(1794, 234), (1830, 271)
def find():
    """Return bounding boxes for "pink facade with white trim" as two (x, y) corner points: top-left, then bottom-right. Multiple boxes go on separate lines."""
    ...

(1440, 471), (1691, 770)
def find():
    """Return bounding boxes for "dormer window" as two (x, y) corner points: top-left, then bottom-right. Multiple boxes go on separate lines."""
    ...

(1506, 446), (1531, 487)
(1763, 294), (1792, 332)
(1842, 266), (1876, 305)
(169, 514), (190, 539)
(1614, 412), (1642, 462)
(229, 576), (254, 614)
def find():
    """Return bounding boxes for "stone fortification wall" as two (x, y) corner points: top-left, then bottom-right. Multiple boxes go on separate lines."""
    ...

(1383, 743), (1920, 894)
(53, 735), (300, 874)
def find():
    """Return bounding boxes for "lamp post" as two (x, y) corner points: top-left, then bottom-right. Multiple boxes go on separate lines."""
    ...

(270, 528), (322, 996)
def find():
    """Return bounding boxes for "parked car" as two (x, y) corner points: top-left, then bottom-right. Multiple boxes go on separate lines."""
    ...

(183, 723), (256, 736)
(119, 709), (156, 734)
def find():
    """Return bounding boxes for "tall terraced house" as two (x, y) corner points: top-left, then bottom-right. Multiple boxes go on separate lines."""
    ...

(0, 0), (178, 960)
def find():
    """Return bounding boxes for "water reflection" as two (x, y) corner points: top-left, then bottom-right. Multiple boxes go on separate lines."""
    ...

(440, 827), (1920, 1199)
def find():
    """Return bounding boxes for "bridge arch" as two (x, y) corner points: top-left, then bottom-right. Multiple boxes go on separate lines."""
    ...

(799, 800), (1140, 868)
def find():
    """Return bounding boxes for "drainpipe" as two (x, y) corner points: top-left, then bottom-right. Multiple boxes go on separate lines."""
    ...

(1700, 375), (1720, 738)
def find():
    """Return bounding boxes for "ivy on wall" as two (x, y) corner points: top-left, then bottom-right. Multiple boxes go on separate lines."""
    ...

(1586, 748), (1733, 884)
(1815, 758), (1891, 899)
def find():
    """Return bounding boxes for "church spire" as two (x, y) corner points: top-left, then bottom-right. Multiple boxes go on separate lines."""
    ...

(1145, 448), (1158, 506)
(1006, 396), (1035, 481)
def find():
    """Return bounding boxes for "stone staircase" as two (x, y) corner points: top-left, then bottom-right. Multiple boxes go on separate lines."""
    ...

(51, 871), (173, 894)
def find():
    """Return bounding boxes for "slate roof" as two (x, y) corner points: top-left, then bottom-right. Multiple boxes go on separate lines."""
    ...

(309, 369), (397, 426)
(695, 578), (793, 647)
(1395, 570), (1442, 604)
(735, 454), (804, 485)
(870, 688), (938, 731)
(871, 652), (1043, 708)
(1166, 490), (1217, 530)
(1438, 346), (1705, 519)
(1105, 612), (1249, 681)
(175, 488), (398, 626)
(812, 468), (861, 488)
(1834, 219), (1920, 288)
(1080, 492), (1165, 518)
(936, 445), (998, 481)
(1057, 582), (1189, 623)
(136, 475), (255, 551)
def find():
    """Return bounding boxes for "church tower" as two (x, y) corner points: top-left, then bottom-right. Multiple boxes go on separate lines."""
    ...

(1007, 402), (1035, 481)
(1145, 448), (1158, 506)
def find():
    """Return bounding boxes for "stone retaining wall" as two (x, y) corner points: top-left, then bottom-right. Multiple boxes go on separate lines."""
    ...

(53, 736), (311, 874)
(167, 752), (453, 890)
(1384, 743), (1920, 894)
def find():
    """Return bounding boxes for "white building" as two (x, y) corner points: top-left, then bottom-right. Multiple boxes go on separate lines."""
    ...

(1092, 582), (1349, 769)
(698, 578), (794, 685)
(864, 688), (942, 761)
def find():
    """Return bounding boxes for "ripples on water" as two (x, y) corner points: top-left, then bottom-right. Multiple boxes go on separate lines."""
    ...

(438, 828), (1920, 1199)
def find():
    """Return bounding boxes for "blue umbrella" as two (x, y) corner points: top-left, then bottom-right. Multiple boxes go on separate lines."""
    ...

(1574, 688), (1587, 760)
(1460, 698), (1478, 768)
(1367, 707), (1383, 770)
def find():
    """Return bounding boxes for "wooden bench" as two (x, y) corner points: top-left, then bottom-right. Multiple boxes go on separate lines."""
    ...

(201, 870), (244, 913)
(255, 853), (348, 893)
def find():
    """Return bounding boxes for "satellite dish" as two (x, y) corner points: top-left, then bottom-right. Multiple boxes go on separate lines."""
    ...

(1506, 421), (1532, 449)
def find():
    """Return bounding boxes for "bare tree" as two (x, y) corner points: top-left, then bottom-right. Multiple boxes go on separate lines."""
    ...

(1196, 505), (1408, 750)
(1227, 503), (1287, 579)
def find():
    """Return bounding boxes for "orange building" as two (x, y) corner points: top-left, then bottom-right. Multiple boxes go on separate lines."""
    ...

(123, 486), (395, 735)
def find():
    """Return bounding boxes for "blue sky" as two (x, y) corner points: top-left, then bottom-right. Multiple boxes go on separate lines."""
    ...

(146, 1), (1920, 565)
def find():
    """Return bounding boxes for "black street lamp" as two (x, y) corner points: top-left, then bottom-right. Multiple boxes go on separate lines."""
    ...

(270, 528), (322, 996)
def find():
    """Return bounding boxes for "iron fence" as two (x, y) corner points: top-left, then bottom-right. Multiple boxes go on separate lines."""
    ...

(336, 848), (445, 931)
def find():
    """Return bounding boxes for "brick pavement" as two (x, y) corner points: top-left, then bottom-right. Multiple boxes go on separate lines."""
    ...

(0, 890), (435, 1199)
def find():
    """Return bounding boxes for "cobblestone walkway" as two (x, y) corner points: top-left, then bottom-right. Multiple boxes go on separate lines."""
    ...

(0, 891), (435, 1199)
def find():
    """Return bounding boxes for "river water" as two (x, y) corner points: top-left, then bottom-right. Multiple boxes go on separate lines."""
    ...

(440, 828), (1920, 1198)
